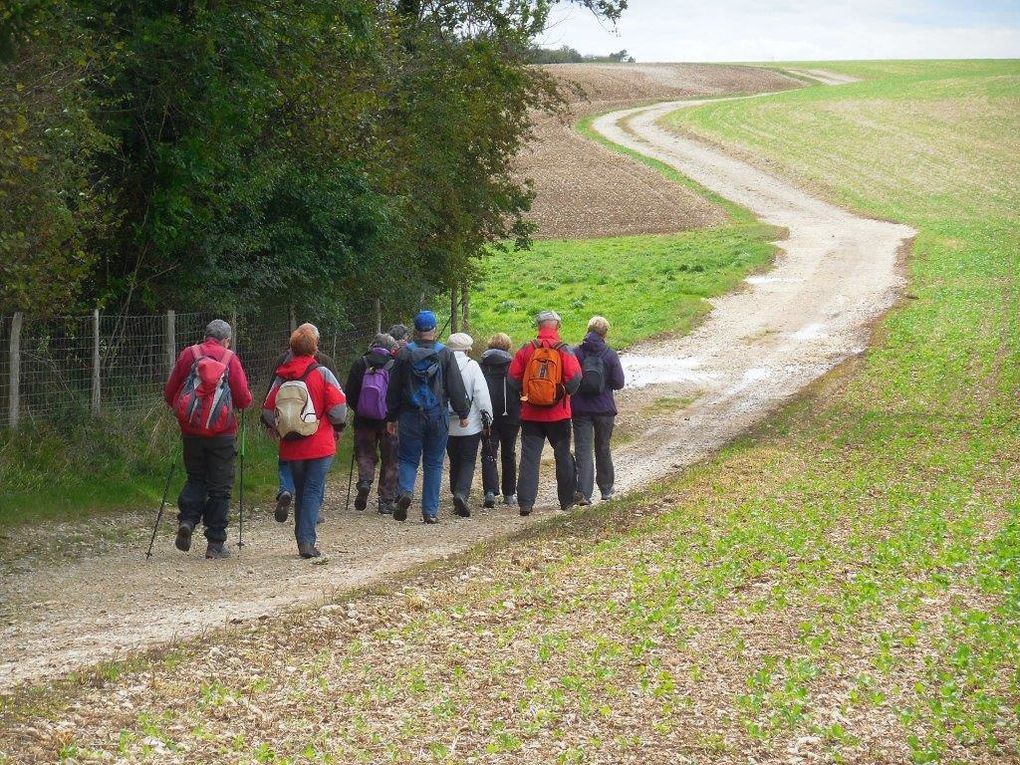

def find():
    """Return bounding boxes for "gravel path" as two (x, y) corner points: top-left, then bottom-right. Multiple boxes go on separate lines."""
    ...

(0, 86), (914, 691)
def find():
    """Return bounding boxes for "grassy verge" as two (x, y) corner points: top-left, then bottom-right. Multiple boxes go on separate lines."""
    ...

(0, 410), (350, 529)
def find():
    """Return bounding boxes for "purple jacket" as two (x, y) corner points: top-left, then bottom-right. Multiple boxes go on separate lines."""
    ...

(571, 332), (625, 417)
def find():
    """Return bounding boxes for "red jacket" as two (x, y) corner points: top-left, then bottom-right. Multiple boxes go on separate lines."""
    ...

(263, 355), (348, 461)
(508, 327), (582, 422)
(164, 339), (253, 436)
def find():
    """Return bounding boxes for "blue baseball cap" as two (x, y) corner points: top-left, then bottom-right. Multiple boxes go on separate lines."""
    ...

(414, 310), (437, 331)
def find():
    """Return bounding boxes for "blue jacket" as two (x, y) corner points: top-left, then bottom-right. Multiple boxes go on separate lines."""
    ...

(571, 332), (625, 417)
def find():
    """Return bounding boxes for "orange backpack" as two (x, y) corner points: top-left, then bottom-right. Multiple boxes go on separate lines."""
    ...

(521, 340), (566, 407)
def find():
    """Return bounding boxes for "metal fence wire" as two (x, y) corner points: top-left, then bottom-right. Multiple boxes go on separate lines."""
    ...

(0, 305), (383, 430)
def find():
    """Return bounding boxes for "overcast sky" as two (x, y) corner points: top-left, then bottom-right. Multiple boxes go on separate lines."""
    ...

(539, 1), (1020, 62)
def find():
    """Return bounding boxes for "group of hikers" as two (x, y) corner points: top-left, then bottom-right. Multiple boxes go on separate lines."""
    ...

(162, 309), (625, 559)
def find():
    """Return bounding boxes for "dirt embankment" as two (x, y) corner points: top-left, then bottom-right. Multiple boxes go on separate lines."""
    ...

(521, 63), (802, 239)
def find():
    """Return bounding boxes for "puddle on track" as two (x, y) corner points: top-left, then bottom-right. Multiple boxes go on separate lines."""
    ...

(622, 354), (723, 389)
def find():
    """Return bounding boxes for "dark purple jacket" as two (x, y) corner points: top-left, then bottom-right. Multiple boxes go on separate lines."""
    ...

(571, 332), (625, 417)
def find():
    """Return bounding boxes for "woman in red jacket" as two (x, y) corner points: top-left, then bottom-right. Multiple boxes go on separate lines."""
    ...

(263, 326), (347, 558)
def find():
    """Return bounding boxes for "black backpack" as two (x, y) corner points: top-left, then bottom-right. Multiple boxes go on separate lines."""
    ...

(578, 349), (607, 396)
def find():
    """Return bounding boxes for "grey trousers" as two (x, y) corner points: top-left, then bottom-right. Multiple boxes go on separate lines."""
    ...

(572, 415), (615, 501)
(517, 419), (575, 510)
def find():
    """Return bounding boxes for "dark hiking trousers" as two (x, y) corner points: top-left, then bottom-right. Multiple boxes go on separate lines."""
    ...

(354, 424), (398, 501)
(572, 414), (615, 501)
(447, 433), (482, 499)
(178, 435), (236, 543)
(517, 419), (575, 511)
(482, 419), (519, 497)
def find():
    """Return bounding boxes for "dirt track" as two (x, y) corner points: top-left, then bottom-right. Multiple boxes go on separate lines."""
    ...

(0, 73), (915, 691)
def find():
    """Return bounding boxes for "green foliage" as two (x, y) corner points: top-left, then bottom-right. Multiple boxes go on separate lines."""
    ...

(0, 0), (627, 317)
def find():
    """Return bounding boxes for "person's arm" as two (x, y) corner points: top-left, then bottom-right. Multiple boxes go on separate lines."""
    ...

(473, 363), (493, 422)
(386, 351), (407, 423)
(262, 377), (282, 429)
(507, 345), (528, 392)
(318, 367), (348, 432)
(607, 349), (625, 391)
(444, 351), (470, 420)
(228, 355), (253, 410)
(163, 348), (191, 407)
(561, 345), (582, 396)
(345, 358), (365, 415)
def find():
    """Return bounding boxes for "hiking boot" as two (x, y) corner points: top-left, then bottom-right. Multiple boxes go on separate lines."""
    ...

(519, 506), (532, 517)
(378, 499), (394, 515)
(453, 493), (471, 518)
(205, 541), (231, 559)
(504, 494), (517, 507)
(175, 521), (194, 552)
(422, 513), (439, 525)
(394, 494), (412, 522)
(575, 495), (592, 507)
(275, 491), (292, 523)
(483, 492), (497, 509)
(298, 542), (321, 559)
(560, 503), (576, 512)
(354, 481), (371, 511)
(601, 490), (615, 502)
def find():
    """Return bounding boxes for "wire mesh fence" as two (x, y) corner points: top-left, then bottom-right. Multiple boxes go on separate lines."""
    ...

(0, 304), (385, 430)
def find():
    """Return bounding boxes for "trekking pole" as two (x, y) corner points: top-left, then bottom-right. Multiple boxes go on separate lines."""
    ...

(146, 461), (177, 560)
(237, 412), (247, 551)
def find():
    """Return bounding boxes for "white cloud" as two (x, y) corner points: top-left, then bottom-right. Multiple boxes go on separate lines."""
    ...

(540, 1), (1020, 61)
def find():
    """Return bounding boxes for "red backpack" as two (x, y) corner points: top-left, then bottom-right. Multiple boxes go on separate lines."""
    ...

(174, 345), (237, 436)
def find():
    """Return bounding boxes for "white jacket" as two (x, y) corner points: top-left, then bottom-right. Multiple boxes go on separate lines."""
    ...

(449, 352), (492, 437)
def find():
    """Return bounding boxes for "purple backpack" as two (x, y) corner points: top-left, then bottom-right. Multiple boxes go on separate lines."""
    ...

(357, 358), (393, 420)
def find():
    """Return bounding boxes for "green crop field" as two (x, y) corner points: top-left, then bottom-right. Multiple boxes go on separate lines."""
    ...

(2, 61), (1018, 763)
(467, 224), (776, 350)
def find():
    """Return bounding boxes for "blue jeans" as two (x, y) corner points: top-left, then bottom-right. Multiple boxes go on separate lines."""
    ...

(397, 410), (449, 519)
(278, 459), (294, 497)
(290, 455), (333, 546)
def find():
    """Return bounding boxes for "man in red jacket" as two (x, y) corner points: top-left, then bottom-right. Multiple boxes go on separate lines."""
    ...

(164, 319), (253, 559)
(509, 310), (582, 516)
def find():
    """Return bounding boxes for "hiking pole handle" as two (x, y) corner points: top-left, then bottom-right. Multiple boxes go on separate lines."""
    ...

(146, 462), (176, 560)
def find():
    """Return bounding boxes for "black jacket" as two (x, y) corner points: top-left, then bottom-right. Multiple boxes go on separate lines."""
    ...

(345, 346), (395, 428)
(480, 348), (520, 425)
(385, 340), (469, 421)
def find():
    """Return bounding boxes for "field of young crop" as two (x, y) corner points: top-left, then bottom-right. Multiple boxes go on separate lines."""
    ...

(467, 223), (777, 351)
(2, 61), (1017, 764)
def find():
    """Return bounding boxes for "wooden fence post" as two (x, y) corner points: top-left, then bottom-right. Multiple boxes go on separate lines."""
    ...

(8, 312), (22, 429)
(165, 310), (176, 373)
(374, 298), (382, 334)
(91, 309), (101, 415)
(289, 305), (297, 333)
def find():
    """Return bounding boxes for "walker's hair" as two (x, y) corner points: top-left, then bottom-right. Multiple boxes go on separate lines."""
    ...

(487, 332), (512, 351)
(298, 322), (320, 340)
(289, 325), (318, 356)
(587, 315), (610, 337)
(372, 333), (397, 351)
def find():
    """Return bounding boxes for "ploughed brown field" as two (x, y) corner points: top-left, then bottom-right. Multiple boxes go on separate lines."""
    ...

(522, 63), (801, 238)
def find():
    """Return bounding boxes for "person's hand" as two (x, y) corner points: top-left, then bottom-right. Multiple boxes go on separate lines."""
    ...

(386, 421), (397, 436)
(459, 418), (469, 428)
(333, 428), (342, 443)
